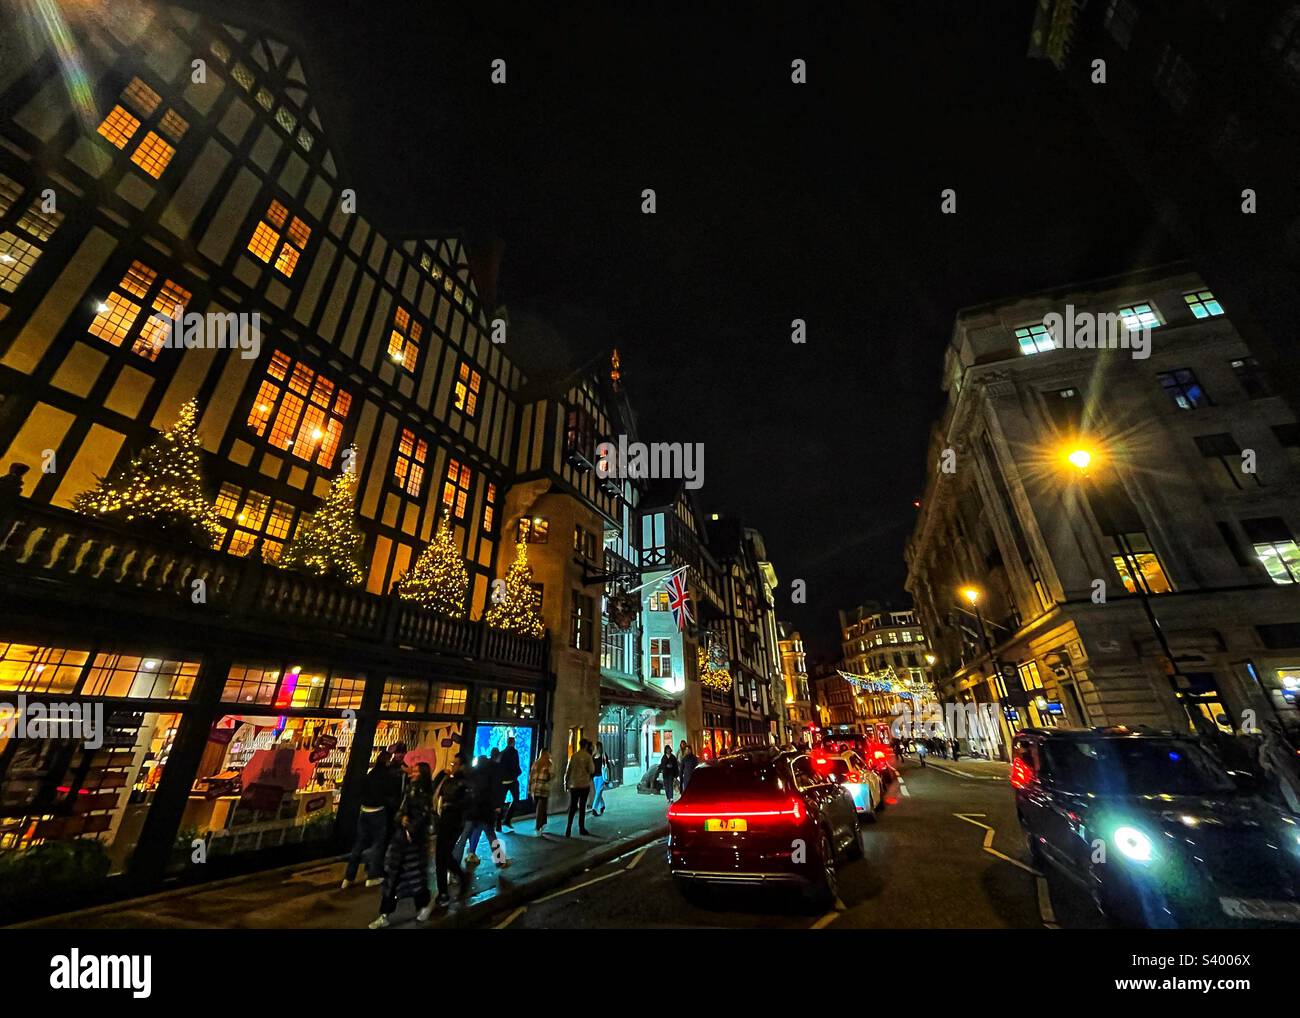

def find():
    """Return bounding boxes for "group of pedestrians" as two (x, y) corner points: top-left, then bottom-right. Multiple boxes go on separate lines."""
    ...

(347, 736), (628, 927)
(892, 736), (959, 765)
(651, 740), (698, 803)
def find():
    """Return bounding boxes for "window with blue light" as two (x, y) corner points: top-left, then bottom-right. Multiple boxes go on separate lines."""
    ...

(1184, 290), (1224, 319)
(1157, 368), (1211, 410)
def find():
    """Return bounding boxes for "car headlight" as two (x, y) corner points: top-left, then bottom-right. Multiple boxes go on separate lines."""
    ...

(1113, 825), (1154, 864)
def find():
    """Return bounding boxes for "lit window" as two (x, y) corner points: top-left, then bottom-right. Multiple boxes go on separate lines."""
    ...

(87, 260), (191, 361)
(1106, 533), (1173, 594)
(209, 38), (231, 64)
(1015, 323), (1055, 355)
(649, 590), (669, 611)
(275, 106), (298, 134)
(453, 361), (481, 416)
(0, 643), (88, 694)
(1157, 368), (1211, 410)
(95, 78), (188, 178)
(0, 233), (39, 293)
(255, 87), (274, 111)
(296, 127), (314, 152)
(83, 654), (198, 699)
(392, 428), (428, 497)
(1243, 518), (1300, 584)
(232, 64), (255, 91)
(482, 482), (497, 533)
(518, 516), (549, 543)
(441, 458), (472, 520)
(431, 684), (468, 714)
(1184, 290), (1224, 319)
(571, 591), (595, 651)
(387, 305), (422, 371)
(650, 638), (673, 679)
(246, 200), (311, 277)
(246, 350), (351, 467)
(214, 482), (297, 561)
(129, 131), (176, 179)
(1118, 302), (1161, 330)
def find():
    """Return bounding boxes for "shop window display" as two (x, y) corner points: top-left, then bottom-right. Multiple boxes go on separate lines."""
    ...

(372, 718), (463, 774)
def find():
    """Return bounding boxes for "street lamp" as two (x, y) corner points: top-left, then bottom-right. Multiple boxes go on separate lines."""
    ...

(1063, 439), (1196, 728)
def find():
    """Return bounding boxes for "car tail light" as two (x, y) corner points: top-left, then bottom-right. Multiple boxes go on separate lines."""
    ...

(873, 750), (886, 760)
(1010, 757), (1034, 790)
(668, 798), (806, 825)
(847, 770), (861, 783)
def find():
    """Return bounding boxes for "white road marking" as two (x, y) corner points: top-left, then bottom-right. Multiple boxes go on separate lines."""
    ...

(494, 906), (527, 929)
(899, 781), (910, 797)
(625, 845), (650, 870)
(953, 812), (1058, 928)
(1036, 876), (1060, 929)
(533, 867), (624, 903)
(928, 762), (1004, 782)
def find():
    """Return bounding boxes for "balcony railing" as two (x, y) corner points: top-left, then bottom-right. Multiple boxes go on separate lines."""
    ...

(0, 500), (548, 673)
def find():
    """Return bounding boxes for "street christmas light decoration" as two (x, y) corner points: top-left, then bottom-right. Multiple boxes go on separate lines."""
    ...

(483, 537), (544, 638)
(72, 398), (224, 547)
(698, 635), (732, 691)
(397, 512), (467, 617)
(277, 450), (366, 586)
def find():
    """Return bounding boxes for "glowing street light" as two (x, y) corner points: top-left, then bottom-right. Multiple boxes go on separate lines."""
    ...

(960, 586), (981, 606)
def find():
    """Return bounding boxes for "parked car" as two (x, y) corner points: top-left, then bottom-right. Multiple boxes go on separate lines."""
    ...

(811, 749), (884, 821)
(668, 749), (861, 906)
(1012, 726), (1300, 928)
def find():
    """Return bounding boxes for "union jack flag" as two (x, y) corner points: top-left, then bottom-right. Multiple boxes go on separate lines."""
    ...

(664, 572), (694, 631)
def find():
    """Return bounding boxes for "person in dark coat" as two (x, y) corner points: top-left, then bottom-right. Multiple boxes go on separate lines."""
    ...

(369, 761), (435, 928)
(342, 750), (397, 889)
(460, 753), (510, 868)
(497, 736), (522, 830)
(679, 743), (699, 792)
(432, 754), (470, 906)
(656, 746), (681, 803)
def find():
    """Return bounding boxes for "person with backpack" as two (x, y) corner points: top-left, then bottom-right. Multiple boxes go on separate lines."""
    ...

(497, 736), (523, 831)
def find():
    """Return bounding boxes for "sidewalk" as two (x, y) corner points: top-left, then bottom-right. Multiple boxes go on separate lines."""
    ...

(14, 783), (670, 931)
(923, 758), (1011, 781)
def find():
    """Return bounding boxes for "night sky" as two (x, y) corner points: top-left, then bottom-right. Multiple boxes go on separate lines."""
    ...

(205, 0), (1180, 656)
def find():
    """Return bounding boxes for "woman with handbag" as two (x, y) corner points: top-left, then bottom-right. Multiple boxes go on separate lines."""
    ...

(529, 748), (553, 832)
(368, 761), (436, 928)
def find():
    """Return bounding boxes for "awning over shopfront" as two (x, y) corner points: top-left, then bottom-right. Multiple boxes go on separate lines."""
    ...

(600, 669), (679, 711)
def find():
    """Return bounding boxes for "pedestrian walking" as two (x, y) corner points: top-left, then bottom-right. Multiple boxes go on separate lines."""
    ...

(564, 739), (595, 836)
(679, 742), (698, 792)
(498, 736), (522, 830)
(369, 761), (436, 928)
(529, 748), (553, 832)
(590, 740), (608, 816)
(951, 737), (960, 761)
(917, 740), (928, 767)
(431, 754), (469, 907)
(461, 753), (510, 868)
(342, 750), (398, 889)
(656, 745), (680, 804)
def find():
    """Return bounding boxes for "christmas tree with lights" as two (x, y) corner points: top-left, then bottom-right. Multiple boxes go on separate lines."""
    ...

(483, 537), (544, 638)
(278, 453), (366, 586)
(398, 513), (468, 617)
(73, 398), (224, 547)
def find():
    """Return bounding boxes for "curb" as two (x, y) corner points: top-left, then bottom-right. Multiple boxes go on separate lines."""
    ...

(424, 824), (669, 930)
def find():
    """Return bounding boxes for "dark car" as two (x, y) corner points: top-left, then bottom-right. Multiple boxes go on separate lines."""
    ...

(1012, 726), (1300, 928)
(667, 749), (861, 906)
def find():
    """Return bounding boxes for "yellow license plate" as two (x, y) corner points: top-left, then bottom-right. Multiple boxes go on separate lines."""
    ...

(704, 818), (747, 832)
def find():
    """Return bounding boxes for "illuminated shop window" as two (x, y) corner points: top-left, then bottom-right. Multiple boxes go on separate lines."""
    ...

(221, 664), (282, 705)
(246, 199), (311, 277)
(387, 305), (422, 371)
(95, 77), (188, 179)
(87, 260), (192, 361)
(392, 428), (428, 497)
(382, 678), (429, 713)
(246, 350), (351, 467)
(453, 361), (481, 416)
(0, 643), (88, 694)
(325, 675), (366, 711)
(431, 684), (468, 714)
(441, 457), (472, 520)
(0, 174), (66, 293)
(1183, 290), (1224, 319)
(214, 483), (297, 560)
(1015, 322), (1055, 355)
(1105, 533), (1173, 594)
(82, 654), (199, 699)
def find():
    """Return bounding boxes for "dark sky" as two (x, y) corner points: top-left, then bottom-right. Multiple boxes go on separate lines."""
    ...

(208, 0), (1180, 656)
